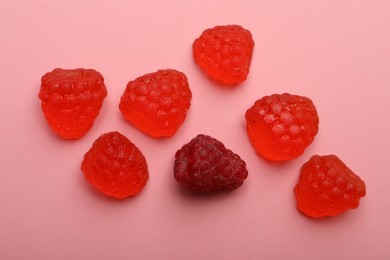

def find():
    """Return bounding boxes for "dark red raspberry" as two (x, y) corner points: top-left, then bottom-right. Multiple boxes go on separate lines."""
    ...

(119, 69), (192, 138)
(294, 155), (366, 218)
(174, 134), (248, 192)
(193, 25), (254, 85)
(245, 93), (319, 161)
(39, 68), (107, 139)
(81, 131), (149, 199)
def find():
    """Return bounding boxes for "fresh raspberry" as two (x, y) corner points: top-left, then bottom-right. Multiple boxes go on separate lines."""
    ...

(174, 134), (248, 192)
(245, 93), (319, 161)
(193, 25), (254, 85)
(294, 155), (366, 218)
(39, 68), (107, 139)
(81, 131), (149, 199)
(119, 69), (192, 138)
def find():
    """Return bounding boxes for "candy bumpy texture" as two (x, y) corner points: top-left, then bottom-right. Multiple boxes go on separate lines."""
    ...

(245, 93), (319, 161)
(119, 69), (192, 138)
(39, 68), (107, 139)
(294, 155), (366, 218)
(193, 25), (254, 85)
(81, 131), (149, 199)
(174, 134), (248, 192)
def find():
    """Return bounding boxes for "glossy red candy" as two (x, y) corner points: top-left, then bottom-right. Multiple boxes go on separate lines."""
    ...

(119, 69), (192, 138)
(245, 93), (319, 161)
(294, 154), (366, 217)
(39, 68), (107, 139)
(193, 25), (254, 85)
(81, 131), (149, 199)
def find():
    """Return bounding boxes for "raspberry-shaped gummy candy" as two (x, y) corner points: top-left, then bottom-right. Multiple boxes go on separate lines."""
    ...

(294, 155), (366, 217)
(119, 69), (192, 138)
(39, 68), (107, 139)
(81, 131), (149, 199)
(174, 134), (248, 192)
(245, 93), (319, 161)
(193, 25), (254, 85)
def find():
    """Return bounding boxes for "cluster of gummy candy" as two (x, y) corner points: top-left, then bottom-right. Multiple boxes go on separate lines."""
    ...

(38, 25), (366, 218)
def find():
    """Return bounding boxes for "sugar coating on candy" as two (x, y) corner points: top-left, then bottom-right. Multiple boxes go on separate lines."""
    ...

(174, 134), (248, 192)
(294, 154), (366, 218)
(119, 69), (192, 138)
(193, 25), (254, 85)
(39, 68), (107, 139)
(81, 131), (149, 199)
(245, 93), (319, 161)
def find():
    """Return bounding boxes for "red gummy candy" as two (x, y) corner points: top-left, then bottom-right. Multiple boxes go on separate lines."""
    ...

(81, 131), (149, 199)
(245, 93), (319, 161)
(39, 68), (107, 139)
(119, 69), (192, 138)
(294, 154), (366, 218)
(193, 25), (254, 85)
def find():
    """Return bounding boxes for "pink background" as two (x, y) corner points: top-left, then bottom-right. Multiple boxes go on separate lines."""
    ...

(1, 0), (390, 259)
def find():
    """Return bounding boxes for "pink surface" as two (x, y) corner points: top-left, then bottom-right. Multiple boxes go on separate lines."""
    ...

(1, 0), (390, 259)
